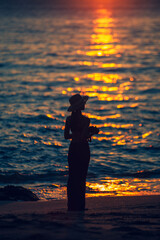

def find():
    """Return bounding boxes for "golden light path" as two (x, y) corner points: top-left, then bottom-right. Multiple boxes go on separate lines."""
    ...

(77, 9), (119, 58)
(61, 8), (154, 148)
(31, 9), (153, 149)
(63, 8), (135, 105)
(33, 178), (160, 200)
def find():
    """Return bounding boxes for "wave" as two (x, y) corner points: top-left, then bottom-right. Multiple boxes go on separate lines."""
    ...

(20, 114), (59, 124)
(139, 88), (160, 94)
(0, 171), (68, 184)
(0, 168), (159, 186)
(0, 63), (5, 68)
(47, 52), (59, 57)
(4, 60), (160, 75)
(0, 62), (11, 68)
(1, 114), (61, 126)
(114, 169), (160, 179)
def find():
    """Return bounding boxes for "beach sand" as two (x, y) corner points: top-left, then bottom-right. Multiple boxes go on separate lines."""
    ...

(0, 195), (160, 240)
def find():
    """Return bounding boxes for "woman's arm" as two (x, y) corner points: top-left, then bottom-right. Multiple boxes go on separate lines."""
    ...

(64, 117), (72, 140)
(80, 117), (90, 141)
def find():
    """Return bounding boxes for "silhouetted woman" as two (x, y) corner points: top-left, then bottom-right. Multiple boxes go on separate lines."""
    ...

(64, 94), (99, 211)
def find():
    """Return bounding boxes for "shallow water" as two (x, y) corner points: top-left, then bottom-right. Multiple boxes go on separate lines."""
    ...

(0, 1), (160, 199)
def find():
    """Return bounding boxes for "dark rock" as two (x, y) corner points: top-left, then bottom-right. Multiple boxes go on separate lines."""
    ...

(0, 185), (39, 201)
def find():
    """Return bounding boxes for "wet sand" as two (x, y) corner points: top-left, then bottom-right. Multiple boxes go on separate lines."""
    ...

(0, 195), (160, 240)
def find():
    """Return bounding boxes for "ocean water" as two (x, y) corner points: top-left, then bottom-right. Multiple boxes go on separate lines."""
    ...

(0, 0), (160, 200)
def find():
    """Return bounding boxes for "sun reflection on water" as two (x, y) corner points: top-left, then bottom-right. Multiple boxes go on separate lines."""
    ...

(32, 178), (160, 200)
(60, 8), (150, 150)
(63, 9), (137, 107)
(84, 113), (121, 120)
(86, 178), (160, 197)
(89, 9), (118, 56)
(83, 73), (121, 83)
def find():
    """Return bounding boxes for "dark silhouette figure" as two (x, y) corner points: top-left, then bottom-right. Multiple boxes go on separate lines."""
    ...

(64, 94), (99, 211)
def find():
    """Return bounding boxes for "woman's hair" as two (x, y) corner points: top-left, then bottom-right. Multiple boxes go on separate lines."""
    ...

(70, 110), (81, 132)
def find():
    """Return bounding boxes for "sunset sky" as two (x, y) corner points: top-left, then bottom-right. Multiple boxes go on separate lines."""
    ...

(1, 0), (160, 9)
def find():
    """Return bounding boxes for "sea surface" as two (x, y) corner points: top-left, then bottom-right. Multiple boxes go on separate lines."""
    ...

(0, 0), (160, 200)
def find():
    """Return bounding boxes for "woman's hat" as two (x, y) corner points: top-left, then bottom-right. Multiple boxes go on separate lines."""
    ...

(68, 94), (89, 112)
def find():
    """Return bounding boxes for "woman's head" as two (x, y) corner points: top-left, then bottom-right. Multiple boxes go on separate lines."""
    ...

(68, 94), (89, 112)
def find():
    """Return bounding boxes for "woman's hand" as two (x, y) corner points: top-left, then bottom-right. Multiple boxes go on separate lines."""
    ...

(88, 126), (99, 137)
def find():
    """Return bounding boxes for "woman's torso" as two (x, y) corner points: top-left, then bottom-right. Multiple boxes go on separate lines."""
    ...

(68, 115), (90, 143)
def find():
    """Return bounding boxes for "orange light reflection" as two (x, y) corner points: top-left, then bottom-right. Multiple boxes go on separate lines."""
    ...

(77, 8), (119, 66)
(64, 84), (132, 103)
(85, 73), (122, 83)
(84, 112), (121, 120)
(33, 178), (160, 200)
(86, 178), (160, 197)
(33, 184), (67, 200)
(93, 133), (149, 146)
(90, 9), (118, 55)
(142, 131), (152, 139)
